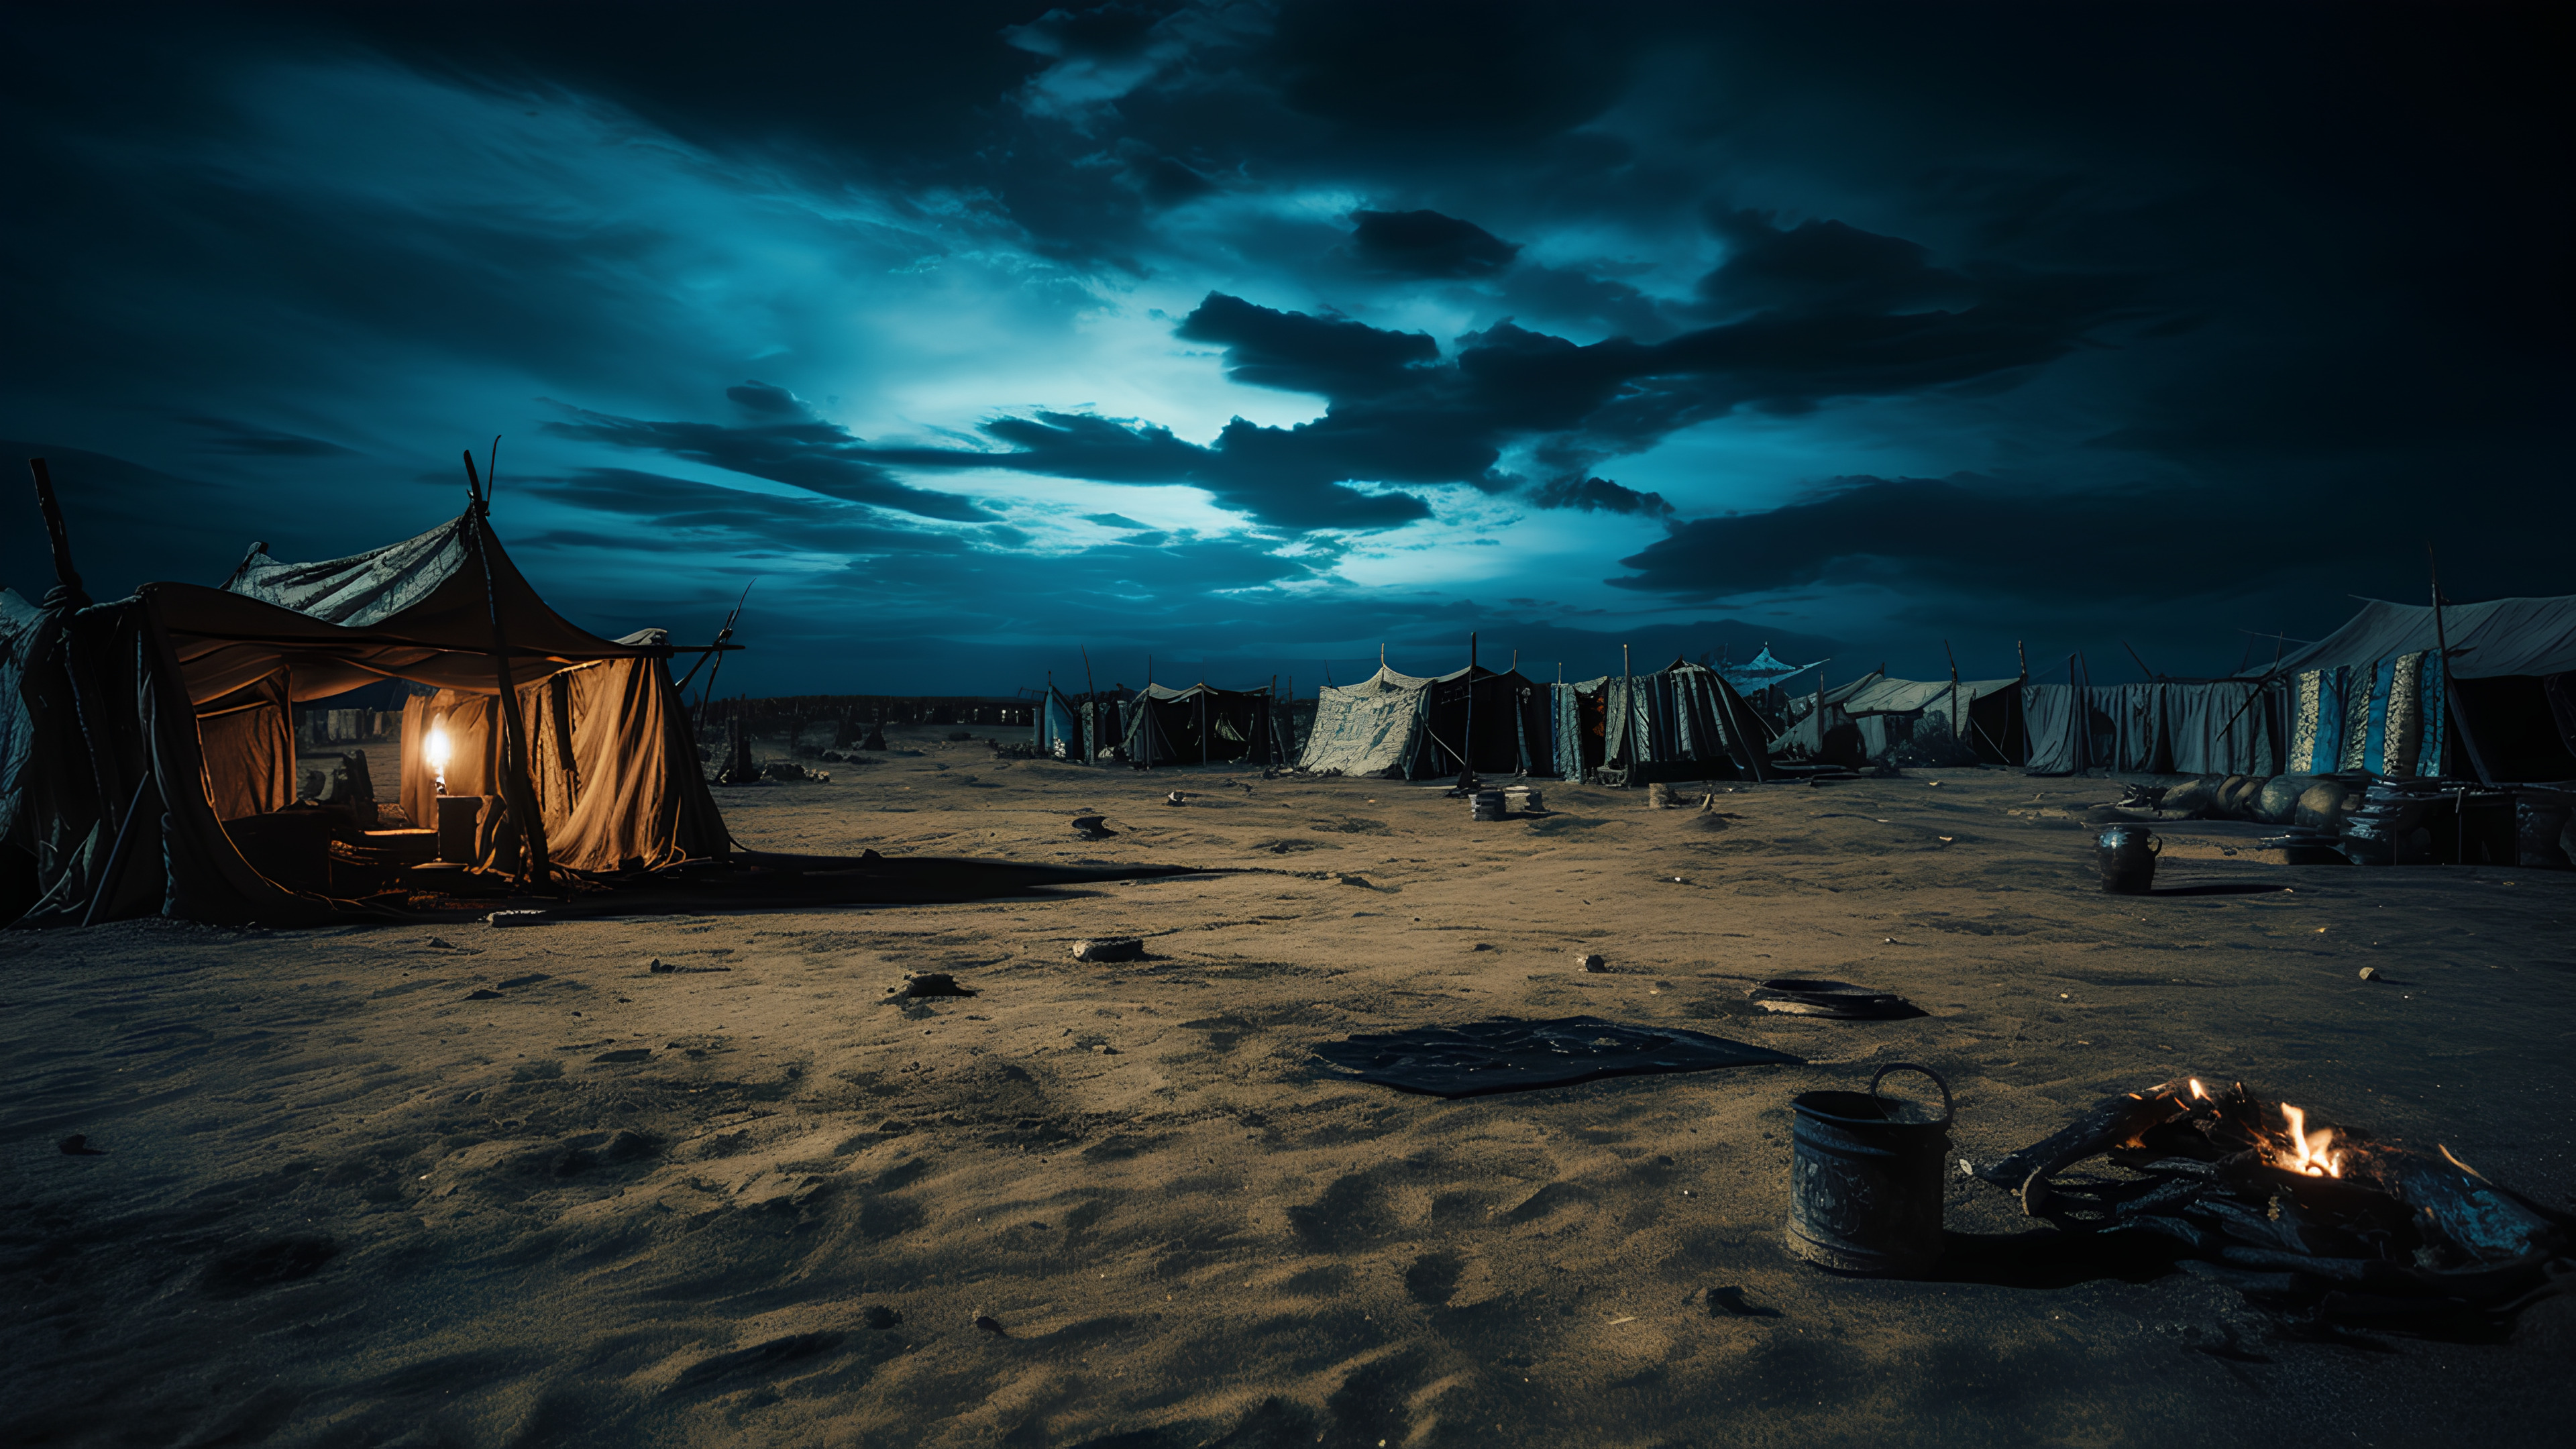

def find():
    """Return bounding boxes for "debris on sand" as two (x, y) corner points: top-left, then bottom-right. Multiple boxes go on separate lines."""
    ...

(1573, 952), (1610, 973)
(1073, 937), (1144, 963)
(487, 910), (547, 928)
(1748, 978), (1924, 1020)
(888, 972), (977, 998)
(649, 959), (732, 974)
(2359, 966), (2381, 981)
(1071, 813), (1113, 839)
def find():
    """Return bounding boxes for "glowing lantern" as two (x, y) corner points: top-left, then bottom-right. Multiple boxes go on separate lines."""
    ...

(424, 723), (451, 794)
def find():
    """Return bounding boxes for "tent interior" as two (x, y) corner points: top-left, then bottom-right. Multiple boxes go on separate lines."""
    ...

(3, 507), (724, 928)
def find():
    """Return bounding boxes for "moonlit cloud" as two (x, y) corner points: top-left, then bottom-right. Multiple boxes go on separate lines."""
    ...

(1, 3), (2565, 694)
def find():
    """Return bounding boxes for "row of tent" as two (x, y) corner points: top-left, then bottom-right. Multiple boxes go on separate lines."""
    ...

(1038, 657), (1786, 784)
(1040, 595), (2575, 788)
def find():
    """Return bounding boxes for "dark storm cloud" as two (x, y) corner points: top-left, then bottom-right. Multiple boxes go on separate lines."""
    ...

(180, 417), (359, 458)
(1531, 476), (1671, 517)
(517, 468), (975, 558)
(1697, 210), (1972, 319)
(1174, 293), (1440, 394)
(541, 404), (996, 523)
(1346, 209), (1521, 278)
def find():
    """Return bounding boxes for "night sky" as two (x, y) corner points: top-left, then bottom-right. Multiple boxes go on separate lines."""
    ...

(5, 3), (2567, 698)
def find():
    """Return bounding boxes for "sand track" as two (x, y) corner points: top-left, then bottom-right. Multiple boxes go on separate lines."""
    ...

(5, 728), (2572, 1446)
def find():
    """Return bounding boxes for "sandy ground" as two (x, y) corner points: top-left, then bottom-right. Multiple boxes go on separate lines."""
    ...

(6, 725), (2574, 1448)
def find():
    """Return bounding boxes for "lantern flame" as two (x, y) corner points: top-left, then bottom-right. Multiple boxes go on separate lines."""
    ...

(425, 724), (451, 792)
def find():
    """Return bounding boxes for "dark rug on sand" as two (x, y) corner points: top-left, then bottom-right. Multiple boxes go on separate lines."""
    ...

(1312, 1016), (1801, 1098)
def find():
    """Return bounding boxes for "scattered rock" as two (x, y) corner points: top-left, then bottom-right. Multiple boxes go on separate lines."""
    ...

(58, 1134), (105, 1156)
(971, 1311), (1007, 1335)
(487, 910), (547, 928)
(1072, 937), (1144, 963)
(1166, 792), (1187, 806)
(2359, 966), (2381, 981)
(862, 1305), (903, 1330)
(888, 972), (977, 998)
(1071, 814), (1112, 839)
(1092, 1044), (1120, 1055)
(1573, 953), (1609, 973)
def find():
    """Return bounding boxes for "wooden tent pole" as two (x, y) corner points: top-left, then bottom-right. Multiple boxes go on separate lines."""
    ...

(462, 449), (551, 889)
(1079, 645), (1099, 764)
(1462, 631), (1477, 783)
(27, 458), (89, 606)
(1943, 638), (1961, 757)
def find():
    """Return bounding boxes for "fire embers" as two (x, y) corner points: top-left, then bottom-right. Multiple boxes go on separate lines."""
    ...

(1975, 1077), (2572, 1332)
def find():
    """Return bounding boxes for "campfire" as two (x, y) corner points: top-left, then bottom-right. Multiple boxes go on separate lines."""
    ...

(1976, 1077), (2572, 1330)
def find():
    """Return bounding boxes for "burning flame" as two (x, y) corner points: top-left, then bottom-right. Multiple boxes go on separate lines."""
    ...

(2189, 1079), (2208, 1100)
(2276, 1102), (2343, 1178)
(424, 723), (451, 791)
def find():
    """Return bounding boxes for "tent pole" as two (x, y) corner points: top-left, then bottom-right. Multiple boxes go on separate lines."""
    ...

(2428, 544), (2491, 786)
(27, 458), (89, 606)
(462, 450), (551, 890)
(1461, 630), (1477, 786)
(1079, 645), (1099, 764)
(1943, 639), (1962, 758)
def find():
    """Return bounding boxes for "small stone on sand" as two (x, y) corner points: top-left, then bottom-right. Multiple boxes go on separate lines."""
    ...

(2359, 966), (2380, 981)
(1073, 937), (1144, 963)
(1574, 953), (1608, 973)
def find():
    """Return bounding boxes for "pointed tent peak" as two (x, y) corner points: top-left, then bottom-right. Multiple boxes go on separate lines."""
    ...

(223, 510), (649, 660)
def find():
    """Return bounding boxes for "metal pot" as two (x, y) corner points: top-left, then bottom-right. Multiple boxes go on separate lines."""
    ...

(2096, 823), (2160, 894)
(1785, 1063), (1953, 1276)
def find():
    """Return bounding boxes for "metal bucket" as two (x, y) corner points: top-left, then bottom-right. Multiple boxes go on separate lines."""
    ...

(1785, 1063), (1953, 1276)
(2096, 823), (2159, 894)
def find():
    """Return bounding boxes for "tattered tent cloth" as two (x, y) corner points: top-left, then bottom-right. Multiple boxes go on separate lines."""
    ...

(2023, 680), (2279, 778)
(2269, 596), (2576, 782)
(1597, 659), (1774, 782)
(1121, 682), (1284, 767)
(1296, 665), (1556, 779)
(3, 511), (723, 927)
(1299, 665), (1434, 776)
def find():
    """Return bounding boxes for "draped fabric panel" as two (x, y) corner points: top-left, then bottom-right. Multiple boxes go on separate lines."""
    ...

(2021, 684), (2080, 775)
(399, 660), (723, 873)
(197, 673), (292, 823)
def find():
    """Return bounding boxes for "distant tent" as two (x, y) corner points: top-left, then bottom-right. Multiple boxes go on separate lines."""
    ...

(2023, 677), (2277, 777)
(1300, 665), (1434, 776)
(1035, 685), (1084, 759)
(1297, 665), (1555, 779)
(1122, 682), (1285, 767)
(4, 503), (724, 928)
(1718, 646), (1825, 694)
(1595, 659), (1774, 784)
(1768, 671), (1885, 763)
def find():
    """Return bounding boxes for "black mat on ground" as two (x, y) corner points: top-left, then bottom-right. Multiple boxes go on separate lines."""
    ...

(1311, 1016), (1801, 1098)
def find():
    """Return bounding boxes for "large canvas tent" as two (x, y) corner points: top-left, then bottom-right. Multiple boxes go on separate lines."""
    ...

(1121, 682), (1288, 768)
(1297, 664), (1556, 779)
(3, 497), (724, 928)
(1593, 659), (1774, 784)
(2022, 596), (2576, 782)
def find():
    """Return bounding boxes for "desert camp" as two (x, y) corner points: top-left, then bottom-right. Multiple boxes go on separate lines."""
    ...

(6, 7), (2574, 1446)
(9, 447), (2576, 1447)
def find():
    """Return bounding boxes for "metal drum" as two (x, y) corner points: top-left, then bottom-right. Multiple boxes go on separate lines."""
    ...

(1786, 1063), (1953, 1276)
(2096, 823), (2160, 894)
(1470, 790), (1507, 821)
(435, 794), (483, 864)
